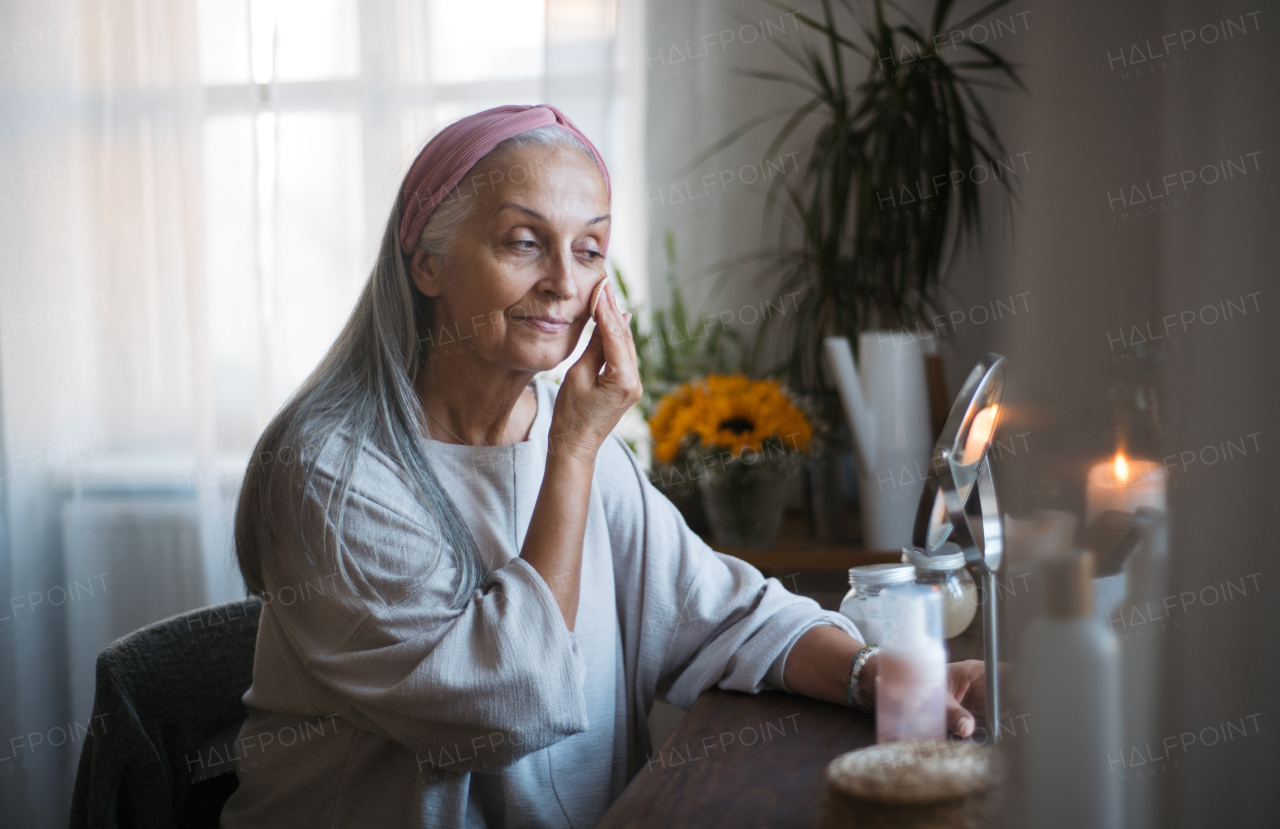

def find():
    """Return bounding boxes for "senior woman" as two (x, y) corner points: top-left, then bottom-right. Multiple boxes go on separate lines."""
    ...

(221, 105), (984, 828)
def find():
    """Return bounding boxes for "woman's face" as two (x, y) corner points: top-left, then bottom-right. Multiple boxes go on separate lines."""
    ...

(411, 142), (610, 376)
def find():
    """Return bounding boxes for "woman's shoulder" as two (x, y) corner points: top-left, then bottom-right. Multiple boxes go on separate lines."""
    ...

(291, 424), (437, 534)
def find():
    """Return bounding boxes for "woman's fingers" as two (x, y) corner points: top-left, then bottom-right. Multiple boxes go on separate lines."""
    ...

(946, 697), (976, 738)
(596, 286), (640, 397)
(953, 659), (986, 711)
(551, 283), (642, 462)
(943, 660), (985, 738)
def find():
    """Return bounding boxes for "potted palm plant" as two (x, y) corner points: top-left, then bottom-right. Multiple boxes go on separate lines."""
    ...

(726, 0), (1025, 382)
(692, 0), (1025, 547)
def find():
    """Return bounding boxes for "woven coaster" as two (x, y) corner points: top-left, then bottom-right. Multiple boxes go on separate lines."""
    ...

(814, 739), (999, 829)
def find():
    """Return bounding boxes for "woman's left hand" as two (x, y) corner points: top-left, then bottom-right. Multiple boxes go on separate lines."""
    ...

(945, 659), (986, 738)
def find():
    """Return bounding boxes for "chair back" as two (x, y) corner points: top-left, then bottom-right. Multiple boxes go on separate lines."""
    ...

(70, 596), (262, 829)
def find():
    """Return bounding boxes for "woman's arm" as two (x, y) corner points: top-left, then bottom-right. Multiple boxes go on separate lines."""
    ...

(782, 624), (986, 738)
(520, 283), (640, 631)
(520, 452), (596, 631)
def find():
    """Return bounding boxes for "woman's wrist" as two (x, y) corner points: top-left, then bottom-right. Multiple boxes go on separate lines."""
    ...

(545, 442), (597, 480)
(859, 651), (879, 704)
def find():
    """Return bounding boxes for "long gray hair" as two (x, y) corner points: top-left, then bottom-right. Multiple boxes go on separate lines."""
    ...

(234, 124), (596, 607)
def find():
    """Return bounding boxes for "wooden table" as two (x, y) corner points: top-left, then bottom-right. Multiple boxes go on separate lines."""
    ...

(596, 689), (874, 829)
(707, 510), (901, 572)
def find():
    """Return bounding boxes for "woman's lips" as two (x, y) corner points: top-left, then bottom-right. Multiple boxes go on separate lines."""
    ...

(523, 315), (571, 333)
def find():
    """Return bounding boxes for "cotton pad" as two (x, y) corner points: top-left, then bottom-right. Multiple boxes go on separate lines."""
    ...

(589, 278), (608, 318)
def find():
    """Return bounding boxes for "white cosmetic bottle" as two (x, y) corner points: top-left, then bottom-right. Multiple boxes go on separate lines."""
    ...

(1021, 552), (1121, 829)
(875, 584), (947, 744)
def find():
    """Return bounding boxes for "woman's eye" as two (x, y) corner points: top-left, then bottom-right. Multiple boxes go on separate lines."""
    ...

(512, 239), (538, 252)
(578, 248), (602, 261)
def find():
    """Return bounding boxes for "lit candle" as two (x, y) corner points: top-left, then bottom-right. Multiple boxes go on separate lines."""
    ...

(1085, 452), (1167, 524)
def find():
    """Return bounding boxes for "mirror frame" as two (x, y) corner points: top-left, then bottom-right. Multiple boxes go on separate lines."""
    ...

(911, 353), (1007, 569)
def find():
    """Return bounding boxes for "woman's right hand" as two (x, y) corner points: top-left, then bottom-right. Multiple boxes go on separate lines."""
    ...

(549, 282), (641, 466)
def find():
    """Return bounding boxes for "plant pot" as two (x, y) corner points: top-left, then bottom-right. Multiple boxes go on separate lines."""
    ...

(652, 466), (711, 536)
(701, 463), (788, 549)
(803, 392), (861, 541)
(804, 449), (861, 542)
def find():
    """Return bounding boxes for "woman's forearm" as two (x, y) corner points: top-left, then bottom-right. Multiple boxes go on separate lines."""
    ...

(519, 452), (595, 631)
(782, 624), (873, 706)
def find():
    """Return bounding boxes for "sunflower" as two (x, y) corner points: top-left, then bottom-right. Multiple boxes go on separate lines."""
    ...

(648, 375), (811, 465)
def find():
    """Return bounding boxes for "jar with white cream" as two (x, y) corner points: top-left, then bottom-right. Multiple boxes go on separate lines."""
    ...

(901, 547), (979, 639)
(839, 563), (917, 646)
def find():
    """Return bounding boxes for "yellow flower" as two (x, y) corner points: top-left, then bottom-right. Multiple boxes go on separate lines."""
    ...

(649, 382), (699, 465)
(648, 375), (811, 464)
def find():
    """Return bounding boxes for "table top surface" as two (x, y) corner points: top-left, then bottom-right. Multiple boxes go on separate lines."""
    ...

(596, 689), (875, 829)
(702, 511), (902, 571)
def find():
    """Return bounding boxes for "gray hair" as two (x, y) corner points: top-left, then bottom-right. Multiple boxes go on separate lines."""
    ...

(233, 124), (598, 608)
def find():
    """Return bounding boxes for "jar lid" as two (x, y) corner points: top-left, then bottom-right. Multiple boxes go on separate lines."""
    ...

(848, 563), (916, 587)
(901, 544), (968, 572)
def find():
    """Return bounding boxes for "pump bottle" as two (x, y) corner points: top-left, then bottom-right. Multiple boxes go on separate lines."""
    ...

(1021, 552), (1122, 829)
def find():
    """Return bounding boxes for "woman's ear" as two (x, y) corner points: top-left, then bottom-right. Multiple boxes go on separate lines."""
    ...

(410, 248), (442, 297)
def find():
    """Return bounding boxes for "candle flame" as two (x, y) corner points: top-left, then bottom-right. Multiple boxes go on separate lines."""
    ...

(963, 405), (999, 462)
(1114, 452), (1130, 483)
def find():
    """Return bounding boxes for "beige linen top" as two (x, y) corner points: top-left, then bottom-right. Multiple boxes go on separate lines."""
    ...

(220, 377), (860, 828)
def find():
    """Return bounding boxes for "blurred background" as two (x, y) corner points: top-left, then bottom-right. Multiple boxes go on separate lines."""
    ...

(0, 0), (1275, 826)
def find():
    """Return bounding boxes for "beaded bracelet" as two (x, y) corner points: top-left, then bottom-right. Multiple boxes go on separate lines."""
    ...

(846, 645), (879, 712)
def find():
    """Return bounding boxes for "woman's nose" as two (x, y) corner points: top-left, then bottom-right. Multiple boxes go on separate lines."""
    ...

(540, 247), (580, 301)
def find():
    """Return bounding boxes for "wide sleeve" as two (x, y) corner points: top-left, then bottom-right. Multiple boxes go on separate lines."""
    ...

(599, 436), (864, 712)
(259, 459), (589, 771)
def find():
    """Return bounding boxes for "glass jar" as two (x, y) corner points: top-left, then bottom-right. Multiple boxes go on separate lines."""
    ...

(839, 563), (917, 646)
(902, 548), (978, 639)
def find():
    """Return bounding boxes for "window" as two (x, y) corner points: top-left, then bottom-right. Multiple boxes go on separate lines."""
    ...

(195, 0), (640, 452)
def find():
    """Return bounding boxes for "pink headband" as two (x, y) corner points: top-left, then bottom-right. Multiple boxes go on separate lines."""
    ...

(398, 104), (611, 256)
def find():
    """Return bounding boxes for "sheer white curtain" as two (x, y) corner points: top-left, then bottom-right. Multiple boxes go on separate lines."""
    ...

(0, 1), (643, 823)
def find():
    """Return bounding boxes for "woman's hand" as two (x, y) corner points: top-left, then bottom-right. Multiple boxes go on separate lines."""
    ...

(521, 282), (639, 630)
(550, 282), (642, 465)
(944, 659), (986, 738)
(863, 655), (986, 737)
(782, 628), (988, 739)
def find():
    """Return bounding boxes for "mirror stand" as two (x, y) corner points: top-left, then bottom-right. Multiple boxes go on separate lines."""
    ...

(918, 458), (1003, 741)
(973, 459), (1003, 740)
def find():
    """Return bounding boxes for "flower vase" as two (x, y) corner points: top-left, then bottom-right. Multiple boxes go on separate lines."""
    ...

(652, 463), (711, 536)
(701, 463), (788, 549)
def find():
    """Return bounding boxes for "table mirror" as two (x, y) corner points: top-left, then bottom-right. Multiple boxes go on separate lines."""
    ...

(910, 353), (1008, 740)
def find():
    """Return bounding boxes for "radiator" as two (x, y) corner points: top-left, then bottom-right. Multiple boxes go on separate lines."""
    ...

(61, 496), (211, 724)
